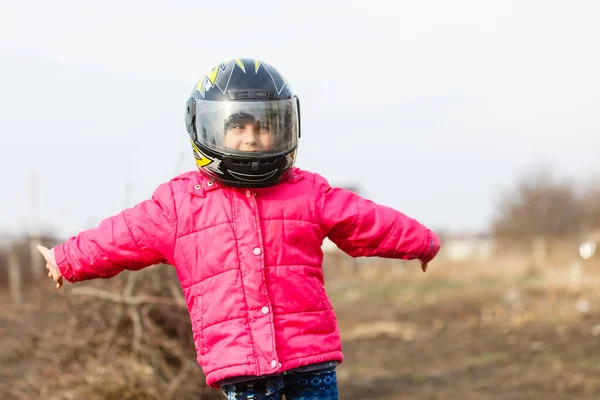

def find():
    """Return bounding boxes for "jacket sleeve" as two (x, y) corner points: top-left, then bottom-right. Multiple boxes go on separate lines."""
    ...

(53, 182), (177, 283)
(315, 173), (439, 262)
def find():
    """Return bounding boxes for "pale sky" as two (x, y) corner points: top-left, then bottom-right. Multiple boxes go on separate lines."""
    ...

(1, 0), (599, 239)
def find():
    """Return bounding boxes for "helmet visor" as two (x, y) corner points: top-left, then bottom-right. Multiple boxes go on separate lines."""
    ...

(193, 99), (298, 156)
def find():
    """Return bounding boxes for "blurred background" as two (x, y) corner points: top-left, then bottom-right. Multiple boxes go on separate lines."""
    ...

(1, 1), (600, 399)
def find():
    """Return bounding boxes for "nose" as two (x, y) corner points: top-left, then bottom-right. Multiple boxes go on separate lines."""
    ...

(242, 123), (261, 145)
(242, 130), (258, 145)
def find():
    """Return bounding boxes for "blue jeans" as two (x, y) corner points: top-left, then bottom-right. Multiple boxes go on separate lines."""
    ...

(220, 369), (338, 400)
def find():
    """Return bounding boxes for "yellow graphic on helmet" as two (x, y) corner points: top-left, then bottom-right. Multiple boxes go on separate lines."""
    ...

(207, 65), (219, 85)
(234, 59), (246, 73)
(191, 140), (223, 174)
(196, 59), (249, 98)
(284, 149), (296, 169)
(194, 153), (212, 168)
(191, 140), (211, 166)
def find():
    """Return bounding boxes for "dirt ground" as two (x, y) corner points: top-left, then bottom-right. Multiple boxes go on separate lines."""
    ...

(1, 256), (600, 399)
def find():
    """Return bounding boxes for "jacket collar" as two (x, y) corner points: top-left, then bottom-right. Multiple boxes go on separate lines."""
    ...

(186, 168), (304, 198)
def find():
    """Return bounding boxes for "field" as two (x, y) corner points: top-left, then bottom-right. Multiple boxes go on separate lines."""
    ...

(330, 256), (600, 399)
(1, 250), (600, 399)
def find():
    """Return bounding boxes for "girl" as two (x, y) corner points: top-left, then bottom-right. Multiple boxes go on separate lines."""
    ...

(38, 58), (440, 399)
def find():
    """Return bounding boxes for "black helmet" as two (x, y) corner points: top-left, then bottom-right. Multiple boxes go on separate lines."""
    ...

(185, 58), (301, 188)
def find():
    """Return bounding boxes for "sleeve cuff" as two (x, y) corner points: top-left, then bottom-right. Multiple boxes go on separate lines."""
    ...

(53, 243), (78, 283)
(419, 231), (440, 264)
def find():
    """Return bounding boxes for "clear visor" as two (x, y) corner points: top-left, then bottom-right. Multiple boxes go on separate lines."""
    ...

(194, 99), (298, 156)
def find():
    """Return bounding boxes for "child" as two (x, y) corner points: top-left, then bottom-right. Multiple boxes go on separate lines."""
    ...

(38, 58), (440, 399)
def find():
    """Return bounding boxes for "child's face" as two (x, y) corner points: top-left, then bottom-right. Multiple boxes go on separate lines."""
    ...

(223, 116), (274, 152)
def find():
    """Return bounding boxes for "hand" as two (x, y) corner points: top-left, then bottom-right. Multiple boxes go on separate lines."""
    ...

(37, 245), (63, 289)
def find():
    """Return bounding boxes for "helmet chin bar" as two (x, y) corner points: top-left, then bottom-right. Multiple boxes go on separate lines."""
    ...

(229, 169), (279, 182)
(192, 140), (296, 188)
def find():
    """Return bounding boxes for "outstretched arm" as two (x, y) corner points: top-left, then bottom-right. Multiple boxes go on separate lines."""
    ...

(40, 182), (177, 286)
(316, 174), (439, 266)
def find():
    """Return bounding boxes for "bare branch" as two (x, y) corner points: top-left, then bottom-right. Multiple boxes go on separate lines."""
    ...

(70, 287), (187, 309)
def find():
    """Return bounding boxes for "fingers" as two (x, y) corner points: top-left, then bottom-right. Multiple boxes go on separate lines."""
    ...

(49, 265), (61, 282)
(46, 262), (53, 277)
(45, 261), (58, 277)
(421, 262), (428, 273)
(37, 245), (52, 263)
(40, 246), (63, 289)
(53, 274), (63, 290)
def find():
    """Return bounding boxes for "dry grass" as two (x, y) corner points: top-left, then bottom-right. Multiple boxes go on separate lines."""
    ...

(328, 255), (600, 399)
(2, 250), (600, 399)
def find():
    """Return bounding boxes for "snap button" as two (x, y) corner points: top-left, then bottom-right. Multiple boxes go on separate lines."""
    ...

(207, 180), (214, 186)
(271, 360), (277, 368)
(246, 190), (251, 197)
(253, 247), (261, 255)
(261, 306), (269, 314)
(194, 184), (201, 190)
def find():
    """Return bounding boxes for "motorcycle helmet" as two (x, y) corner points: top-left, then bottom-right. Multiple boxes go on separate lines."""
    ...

(185, 58), (301, 188)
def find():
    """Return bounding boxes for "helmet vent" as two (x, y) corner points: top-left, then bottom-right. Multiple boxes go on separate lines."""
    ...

(233, 91), (250, 99)
(232, 160), (251, 166)
(229, 90), (274, 100)
(261, 157), (277, 165)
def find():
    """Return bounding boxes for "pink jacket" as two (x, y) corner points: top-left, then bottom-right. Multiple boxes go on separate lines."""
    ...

(54, 168), (439, 387)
